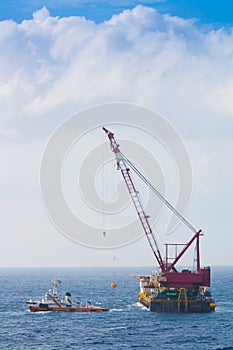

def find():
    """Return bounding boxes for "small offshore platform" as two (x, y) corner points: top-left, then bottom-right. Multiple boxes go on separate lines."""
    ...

(103, 127), (216, 313)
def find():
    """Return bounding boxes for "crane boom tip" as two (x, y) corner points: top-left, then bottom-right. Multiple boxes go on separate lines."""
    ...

(103, 127), (115, 139)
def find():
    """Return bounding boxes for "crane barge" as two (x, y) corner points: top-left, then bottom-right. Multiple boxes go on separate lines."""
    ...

(103, 127), (216, 312)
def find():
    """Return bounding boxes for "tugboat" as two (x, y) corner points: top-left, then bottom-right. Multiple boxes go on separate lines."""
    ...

(103, 127), (216, 312)
(27, 278), (109, 312)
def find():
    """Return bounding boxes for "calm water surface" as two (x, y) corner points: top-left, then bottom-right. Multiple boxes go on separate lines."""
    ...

(0, 266), (232, 350)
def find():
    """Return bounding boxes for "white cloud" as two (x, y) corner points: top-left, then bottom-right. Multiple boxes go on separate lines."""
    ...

(1, 5), (232, 124)
(0, 5), (233, 266)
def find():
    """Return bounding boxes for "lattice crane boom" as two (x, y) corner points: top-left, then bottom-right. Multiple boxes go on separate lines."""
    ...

(103, 127), (165, 271)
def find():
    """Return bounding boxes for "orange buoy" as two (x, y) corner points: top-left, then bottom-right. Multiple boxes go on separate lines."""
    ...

(111, 282), (118, 288)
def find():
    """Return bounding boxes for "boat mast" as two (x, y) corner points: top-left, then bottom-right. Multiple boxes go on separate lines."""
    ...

(52, 278), (61, 296)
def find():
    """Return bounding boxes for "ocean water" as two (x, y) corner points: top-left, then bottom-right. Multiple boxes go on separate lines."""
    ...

(0, 266), (232, 350)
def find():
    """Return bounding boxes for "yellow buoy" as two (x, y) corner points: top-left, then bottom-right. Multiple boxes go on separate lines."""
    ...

(111, 282), (118, 288)
(210, 302), (216, 308)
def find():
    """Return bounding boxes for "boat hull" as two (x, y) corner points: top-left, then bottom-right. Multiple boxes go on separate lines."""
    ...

(139, 296), (216, 313)
(29, 304), (109, 312)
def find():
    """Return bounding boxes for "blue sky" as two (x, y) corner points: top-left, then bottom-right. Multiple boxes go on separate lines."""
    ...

(0, 1), (233, 267)
(0, 0), (233, 27)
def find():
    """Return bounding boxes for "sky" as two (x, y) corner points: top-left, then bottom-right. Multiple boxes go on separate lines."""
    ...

(0, 0), (233, 268)
(0, 0), (233, 27)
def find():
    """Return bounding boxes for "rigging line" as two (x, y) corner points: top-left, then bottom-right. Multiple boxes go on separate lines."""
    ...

(102, 134), (106, 231)
(120, 152), (197, 234)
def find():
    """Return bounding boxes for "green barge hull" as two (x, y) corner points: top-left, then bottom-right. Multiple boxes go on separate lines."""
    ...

(139, 288), (216, 313)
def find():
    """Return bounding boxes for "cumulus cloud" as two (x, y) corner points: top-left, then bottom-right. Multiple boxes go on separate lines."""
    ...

(1, 6), (233, 127)
(0, 5), (233, 266)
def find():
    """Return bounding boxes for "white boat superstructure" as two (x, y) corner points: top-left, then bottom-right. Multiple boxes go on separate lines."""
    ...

(26, 278), (109, 312)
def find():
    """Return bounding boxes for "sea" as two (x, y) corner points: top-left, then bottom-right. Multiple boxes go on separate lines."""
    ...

(0, 266), (232, 350)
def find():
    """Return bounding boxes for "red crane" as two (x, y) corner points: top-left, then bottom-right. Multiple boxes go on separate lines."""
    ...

(103, 127), (210, 289)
